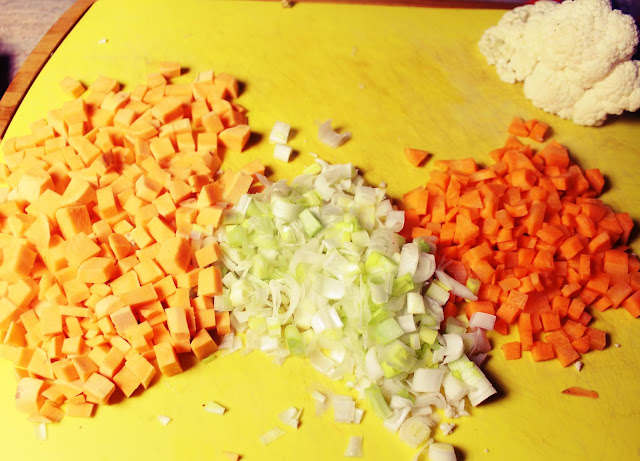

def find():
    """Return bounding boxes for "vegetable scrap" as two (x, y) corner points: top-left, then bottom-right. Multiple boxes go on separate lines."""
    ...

(561, 387), (599, 398)
(222, 452), (241, 461)
(399, 118), (640, 369)
(344, 436), (364, 457)
(0, 63), (259, 423)
(317, 120), (351, 148)
(278, 406), (302, 428)
(404, 148), (431, 168)
(203, 401), (226, 415)
(259, 427), (286, 446)
(157, 415), (172, 426)
(439, 422), (456, 435)
(428, 442), (457, 461)
(479, 0), (640, 126)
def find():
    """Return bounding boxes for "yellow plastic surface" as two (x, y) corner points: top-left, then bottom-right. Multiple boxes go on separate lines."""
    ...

(1, 1), (640, 460)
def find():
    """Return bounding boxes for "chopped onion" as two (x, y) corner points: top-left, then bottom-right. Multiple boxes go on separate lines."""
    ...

(470, 353), (488, 367)
(441, 334), (464, 364)
(344, 436), (364, 457)
(260, 427), (286, 446)
(469, 312), (496, 330)
(413, 253), (436, 283)
(397, 243), (419, 276)
(435, 270), (477, 301)
(353, 407), (365, 424)
(469, 329), (492, 356)
(385, 210), (405, 232)
(442, 372), (468, 403)
(317, 119), (351, 148)
(428, 442), (457, 461)
(203, 401), (226, 415)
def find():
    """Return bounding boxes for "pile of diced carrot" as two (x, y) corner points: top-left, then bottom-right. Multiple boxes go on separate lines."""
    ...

(0, 62), (263, 422)
(400, 116), (640, 367)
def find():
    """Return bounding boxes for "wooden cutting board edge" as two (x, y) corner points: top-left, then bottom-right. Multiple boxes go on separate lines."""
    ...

(0, 0), (96, 139)
(0, 0), (521, 140)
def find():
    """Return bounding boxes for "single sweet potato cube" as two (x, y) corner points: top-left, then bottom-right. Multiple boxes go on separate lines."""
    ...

(83, 372), (116, 404)
(191, 329), (218, 360)
(153, 342), (182, 376)
(15, 377), (46, 415)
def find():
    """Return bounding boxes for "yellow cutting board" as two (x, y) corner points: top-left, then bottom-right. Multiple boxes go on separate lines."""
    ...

(1, 1), (640, 460)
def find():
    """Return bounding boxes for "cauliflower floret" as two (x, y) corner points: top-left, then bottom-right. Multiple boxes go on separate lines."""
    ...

(478, 0), (556, 84)
(479, 0), (640, 126)
(573, 60), (640, 125)
(523, 63), (586, 119)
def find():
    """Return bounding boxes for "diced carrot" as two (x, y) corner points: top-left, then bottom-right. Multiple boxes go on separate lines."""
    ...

(561, 387), (599, 399)
(546, 330), (579, 367)
(585, 328), (607, 351)
(501, 341), (522, 360)
(528, 121), (549, 142)
(603, 249), (629, 276)
(562, 319), (587, 342)
(530, 341), (554, 362)
(621, 290), (640, 318)
(464, 300), (496, 318)
(404, 147), (430, 167)
(606, 280), (633, 309)
(517, 312), (533, 351)
(540, 311), (561, 331)
(496, 302), (521, 324)
(571, 335), (590, 354)
(566, 298), (586, 321)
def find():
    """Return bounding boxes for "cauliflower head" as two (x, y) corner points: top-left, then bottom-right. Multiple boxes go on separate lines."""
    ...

(478, 0), (640, 126)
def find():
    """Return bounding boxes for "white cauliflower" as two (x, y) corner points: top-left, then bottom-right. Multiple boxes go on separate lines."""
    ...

(478, 0), (640, 126)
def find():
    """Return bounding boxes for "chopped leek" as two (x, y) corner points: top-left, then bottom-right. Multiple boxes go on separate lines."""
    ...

(284, 325), (305, 356)
(344, 436), (364, 457)
(298, 208), (323, 237)
(365, 384), (392, 419)
(207, 159), (497, 452)
(260, 427), (286, 446)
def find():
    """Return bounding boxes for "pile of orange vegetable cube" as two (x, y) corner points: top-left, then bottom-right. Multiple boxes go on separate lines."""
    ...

(400, 116), (640, 366)
(0, 62), (262, 422)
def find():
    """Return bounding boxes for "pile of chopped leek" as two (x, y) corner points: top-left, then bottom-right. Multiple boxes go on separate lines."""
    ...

(206, 160), (496, 449)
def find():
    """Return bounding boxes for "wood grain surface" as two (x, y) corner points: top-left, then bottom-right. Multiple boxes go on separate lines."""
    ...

(0, 0), (95, 139)
(0, 0), (522, 141)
